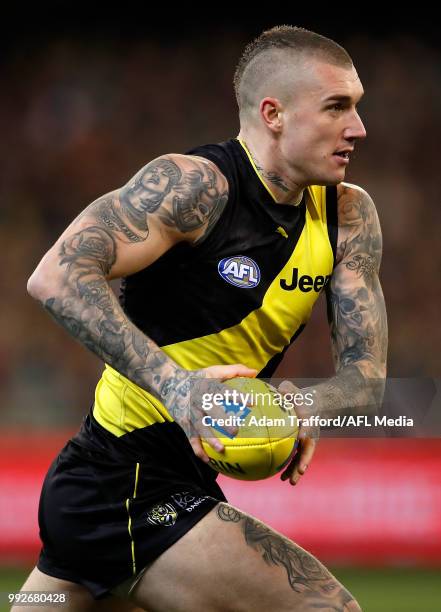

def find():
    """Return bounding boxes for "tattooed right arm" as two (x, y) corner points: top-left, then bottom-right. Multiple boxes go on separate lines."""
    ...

(27, 154), (229, 428)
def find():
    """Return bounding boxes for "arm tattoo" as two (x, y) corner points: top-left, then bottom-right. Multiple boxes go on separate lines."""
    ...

(42, 224), (160, 380)
(216, 504), (356, 610)
(34, 154), (229, 430)
(118, 155), (227, 243)
(96, 197), (144, 243)
(329, 185), (387, 372)
(119, 157), (182, 235)
(77, 156), (226, 245)
(42, 242), (195, 413)
(59, 226), (117, 274)
(157, 163), (227, 241)
(299, 186), (387, 420)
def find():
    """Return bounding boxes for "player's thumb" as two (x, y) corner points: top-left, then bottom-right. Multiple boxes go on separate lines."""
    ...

(204, 364), (257, 380)
(220, 364), (258, 380)
(278, 380), (298, 395)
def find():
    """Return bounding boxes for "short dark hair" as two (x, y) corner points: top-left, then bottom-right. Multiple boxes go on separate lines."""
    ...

(234, 25), (353, 121)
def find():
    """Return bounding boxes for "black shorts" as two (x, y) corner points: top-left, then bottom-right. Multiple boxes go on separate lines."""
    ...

(37, 412), (226, 599)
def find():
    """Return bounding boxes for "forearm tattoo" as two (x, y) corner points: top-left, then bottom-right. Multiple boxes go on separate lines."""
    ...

(42, 240), (172, 394)
(330, 186), (387, 367)
(308, 186), (388, 418)
(37, 155), (228, 428)
(217, 504), (356, 610)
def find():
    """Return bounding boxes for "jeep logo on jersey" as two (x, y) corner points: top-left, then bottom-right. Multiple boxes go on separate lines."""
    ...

(218, 256), (260, 288)
(280, 268), (331, 292)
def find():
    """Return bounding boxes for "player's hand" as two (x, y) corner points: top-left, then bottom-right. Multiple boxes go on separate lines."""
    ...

(190, 364), (258, 462)
(161, 363), (257, 463)
(278, 380), (320, 486)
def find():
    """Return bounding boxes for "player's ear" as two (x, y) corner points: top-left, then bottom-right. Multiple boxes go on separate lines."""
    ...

(260, 97), (283, 133)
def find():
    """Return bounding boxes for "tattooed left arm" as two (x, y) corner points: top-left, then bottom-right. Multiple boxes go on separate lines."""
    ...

(307, 183), (388, 418)
(280, 184), (387, 484)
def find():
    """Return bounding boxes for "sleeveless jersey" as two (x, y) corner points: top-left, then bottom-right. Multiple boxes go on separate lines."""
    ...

(93, 138), (337, 438)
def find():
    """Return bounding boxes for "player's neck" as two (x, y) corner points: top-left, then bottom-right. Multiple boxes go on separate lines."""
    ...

(237, 130), (304, 206)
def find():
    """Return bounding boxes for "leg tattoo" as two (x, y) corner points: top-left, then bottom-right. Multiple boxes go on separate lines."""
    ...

(216, 504), (357, 611)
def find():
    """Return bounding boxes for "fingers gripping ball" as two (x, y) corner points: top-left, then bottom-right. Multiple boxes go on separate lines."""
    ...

(201, 377), (298, 480)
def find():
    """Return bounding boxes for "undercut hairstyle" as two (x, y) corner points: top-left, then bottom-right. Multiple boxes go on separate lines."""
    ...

(234, 25), (353, 124)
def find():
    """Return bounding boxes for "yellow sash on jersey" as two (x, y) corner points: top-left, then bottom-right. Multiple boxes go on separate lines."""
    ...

(94, 180), (333, 437)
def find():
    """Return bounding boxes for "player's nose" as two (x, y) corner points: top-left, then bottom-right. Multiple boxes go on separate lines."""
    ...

(344, 110), (366, 142)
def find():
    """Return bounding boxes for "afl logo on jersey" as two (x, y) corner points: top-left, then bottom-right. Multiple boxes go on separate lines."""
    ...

(218, 256), (260, 288)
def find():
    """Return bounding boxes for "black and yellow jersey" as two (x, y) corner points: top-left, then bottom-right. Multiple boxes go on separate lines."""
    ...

(93, 138), (337, 438)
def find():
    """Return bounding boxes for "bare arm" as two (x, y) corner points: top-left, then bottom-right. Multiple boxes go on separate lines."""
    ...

(27, 154), (253, 441)
(310, 182), (388, 417)
(280, 183), (387, 484)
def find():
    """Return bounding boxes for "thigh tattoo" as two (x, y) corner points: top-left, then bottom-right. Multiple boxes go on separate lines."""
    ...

(216, 504), (355, 611)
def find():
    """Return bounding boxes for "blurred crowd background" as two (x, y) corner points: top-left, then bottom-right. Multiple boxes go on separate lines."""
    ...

(1, 16), (440, 428)
(0, 15), (440, 610)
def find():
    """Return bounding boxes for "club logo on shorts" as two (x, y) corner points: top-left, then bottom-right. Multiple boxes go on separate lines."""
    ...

(145, 502), (178, 527)
(218, 255), (260, 288)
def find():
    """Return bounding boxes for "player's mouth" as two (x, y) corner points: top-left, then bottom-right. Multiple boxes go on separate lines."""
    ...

(332, 148), (353, 165)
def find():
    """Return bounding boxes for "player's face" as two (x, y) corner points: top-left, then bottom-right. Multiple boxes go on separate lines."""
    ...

(280, 60), (366, 186)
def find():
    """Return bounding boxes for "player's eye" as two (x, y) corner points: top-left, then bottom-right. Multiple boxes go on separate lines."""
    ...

(329, 103), (344, 112)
